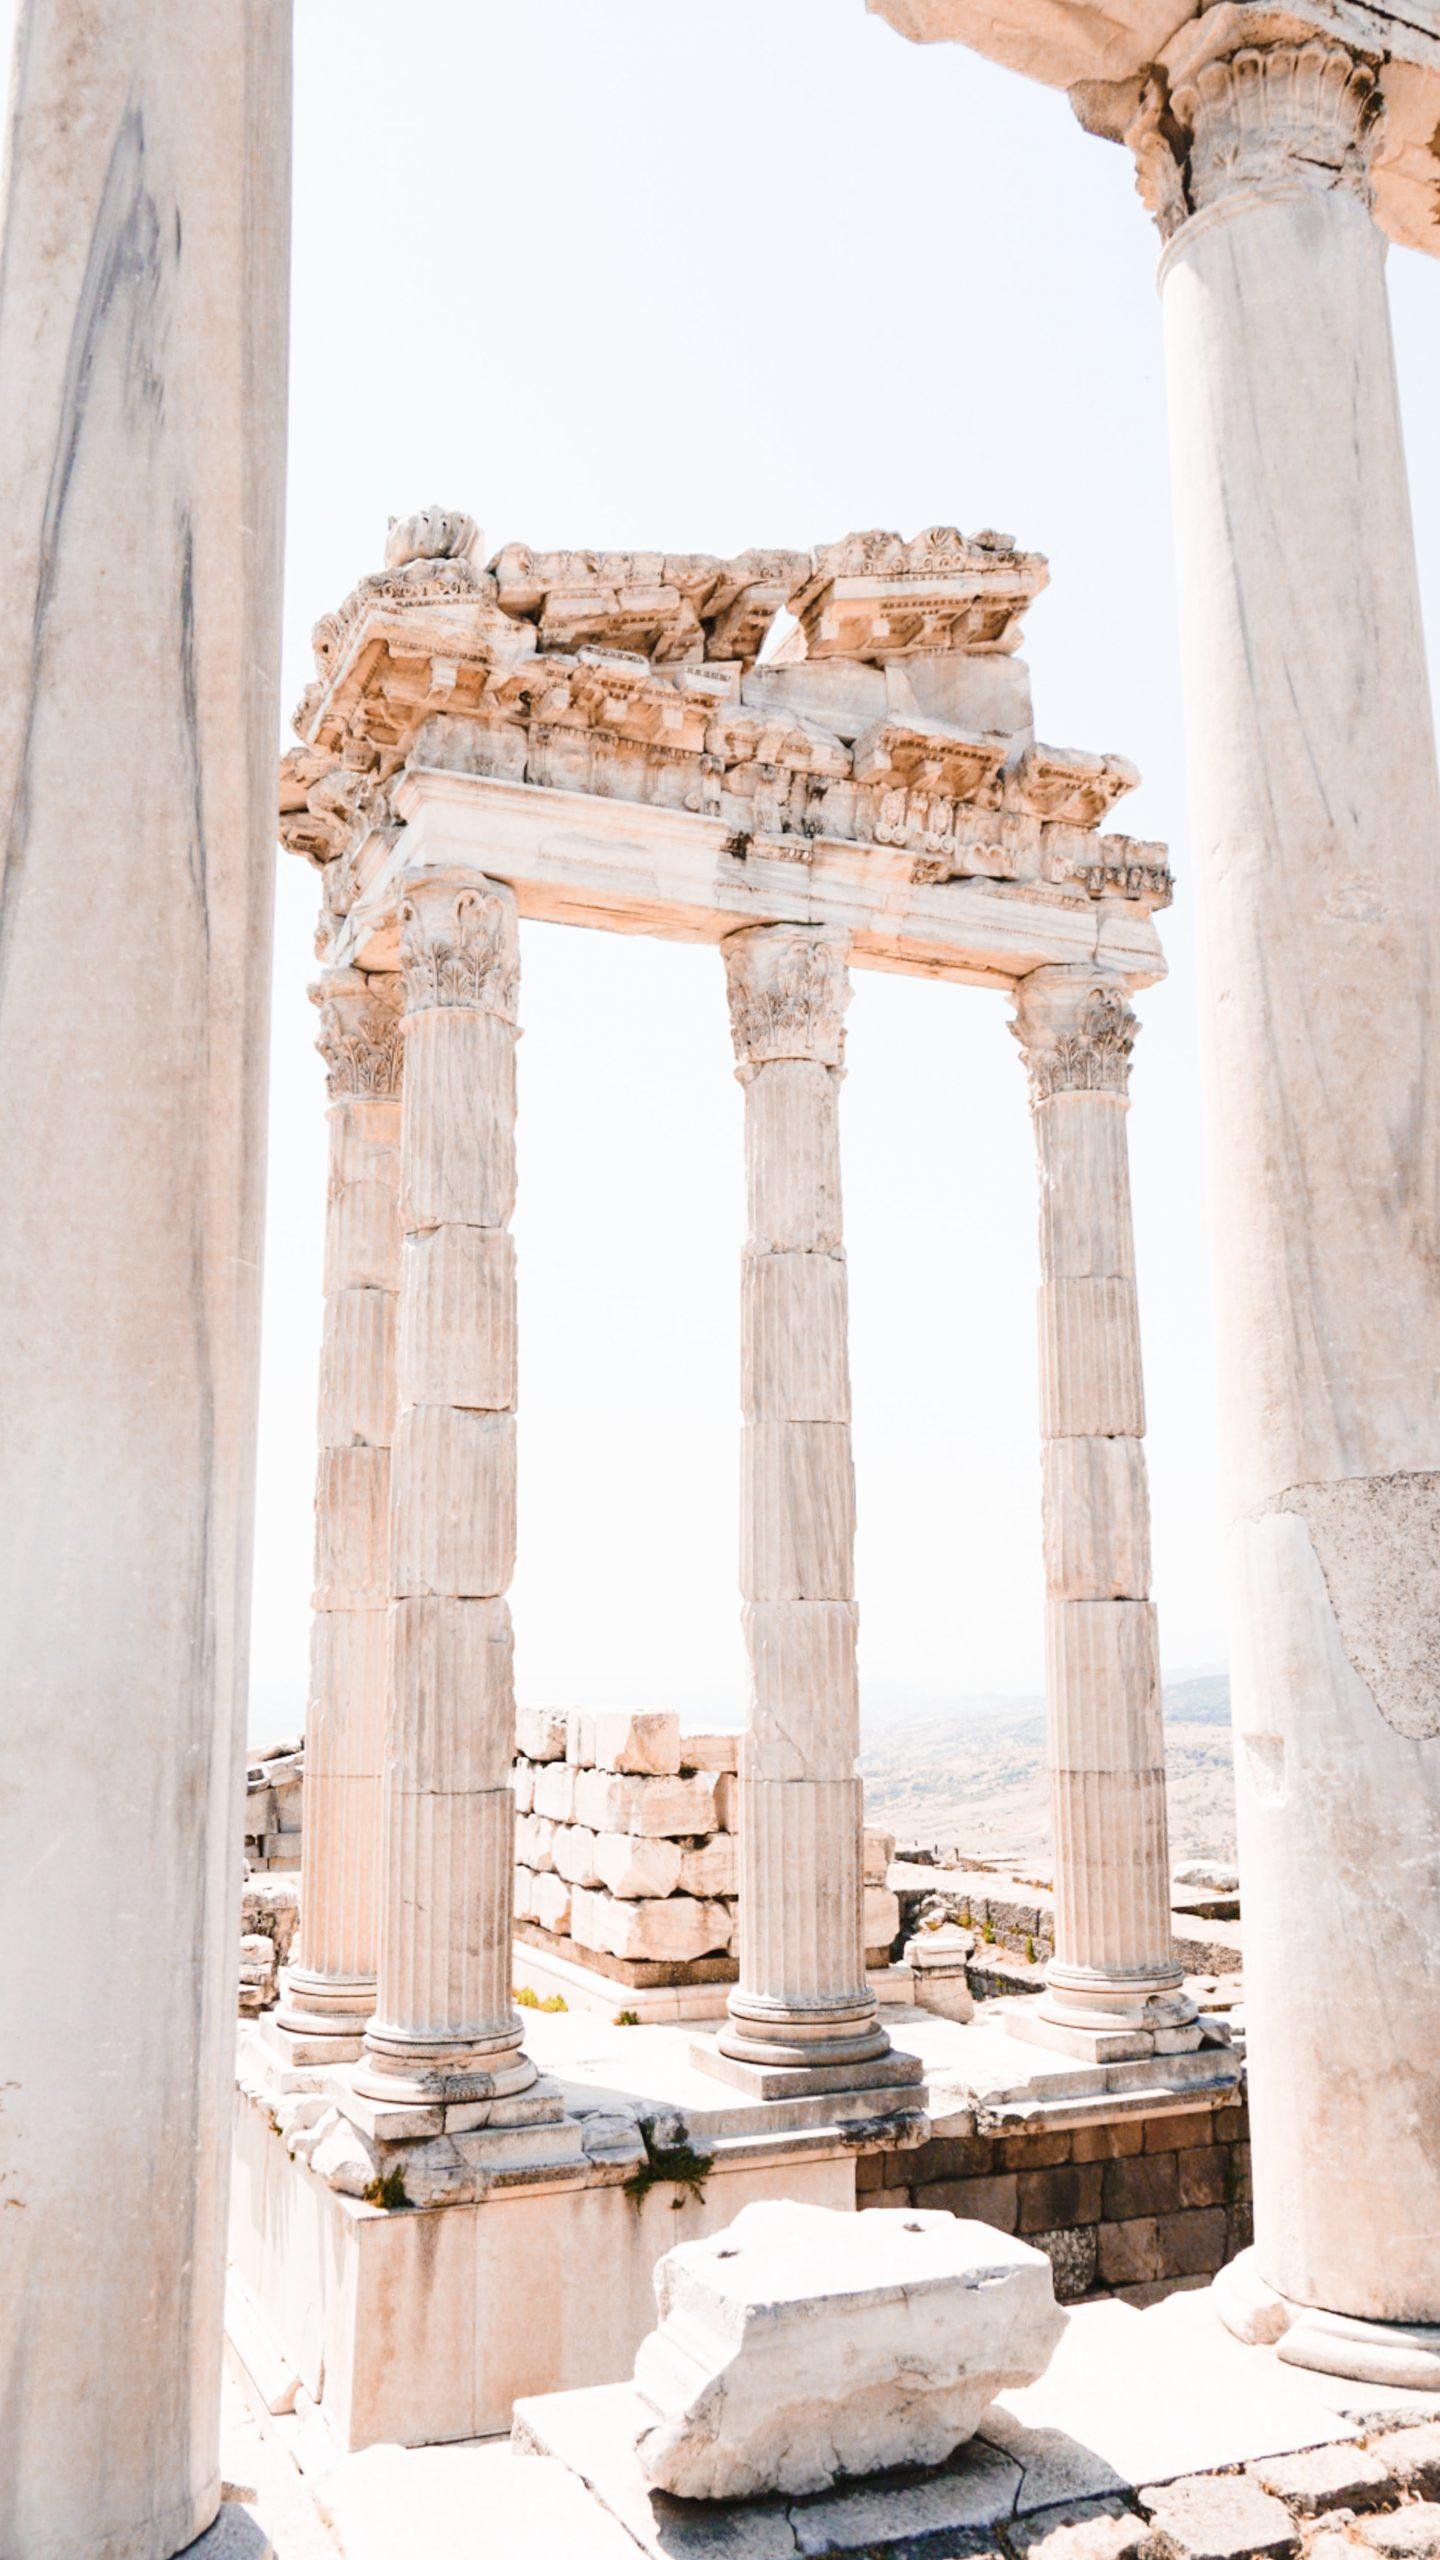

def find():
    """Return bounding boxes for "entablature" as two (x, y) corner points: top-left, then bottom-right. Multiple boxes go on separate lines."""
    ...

(281, 511), (1171, 996)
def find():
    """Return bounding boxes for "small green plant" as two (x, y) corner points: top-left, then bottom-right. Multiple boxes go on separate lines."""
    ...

(959, 1900), (973, 1928)
(981, 1915), (996, 1944)
(1025, 1935), (1037, 1965)
(515, 1985), (568, 2012)
(624, 2134), (713, 2216)
(614, 2009), (640, 2027)
(362, 2165), (410, 2211)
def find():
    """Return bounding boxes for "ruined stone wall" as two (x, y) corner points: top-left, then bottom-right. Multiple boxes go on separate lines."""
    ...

(512, 1707), (901, 1985)
(858, 2098), (1252, 2301)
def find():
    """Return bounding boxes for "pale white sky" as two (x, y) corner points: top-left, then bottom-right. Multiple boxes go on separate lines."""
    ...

(246, 0), (1440, 1741)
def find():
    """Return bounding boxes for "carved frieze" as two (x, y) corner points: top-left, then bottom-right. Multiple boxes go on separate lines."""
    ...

(312, 969), (404, 1099)
(399, 876), (520, 1022)
(1012, 974), (1140, 1104)
(787, 527), (1049, 663)
(279, 519), (1171, 938)
(724, 926), (851, 1069)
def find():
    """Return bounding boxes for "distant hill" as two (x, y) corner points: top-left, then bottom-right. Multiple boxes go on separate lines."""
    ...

(859, 1672), (1235, 1865)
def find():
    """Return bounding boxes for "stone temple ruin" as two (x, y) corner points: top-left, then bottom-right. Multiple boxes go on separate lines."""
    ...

(226, 510), (1259, 2459)
(5, 2), (1440, 2557)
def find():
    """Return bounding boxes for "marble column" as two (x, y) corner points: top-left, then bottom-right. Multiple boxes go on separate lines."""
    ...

(277, 971), (402, 2059)
(1009, 969), (1202, 2064)
(1133, 28), (1440, 2372)
(356, 873), (536, 2109)
(0, 7), (291, 2557)
(709, 924), (915, 2098)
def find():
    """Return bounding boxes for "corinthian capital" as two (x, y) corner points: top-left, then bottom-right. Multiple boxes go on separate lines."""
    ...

(1125, 21), (1382, 241)
(1011, 969), (1139, 1106)
(722, 924), (851, 1070)
(311, 968), (403, 1099)
(399, 871), (519, 1021)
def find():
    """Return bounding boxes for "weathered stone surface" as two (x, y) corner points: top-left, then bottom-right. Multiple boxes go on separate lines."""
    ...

(1005, 2495), (1154, 2560)
(553, 1824), (601, 1888)
(574, 1769), (727, 1839)
(592, 1833), (685, 1901)
(632, 2201), (1065, 2501)
(1247, 2446), (1391, 2517)
(535, 1761), (580, 1823)
(590, 1712), (684, 1777)
(1384, 2430), (1440, 2502)
(571, 1886), (732, 1964)
(1139, 2474), (1298, 2560)
(863, 1829), (896, 1885)
(678, 1834), (738, 1900)
(1355, 2511), (1440, 2559)
(516, 1708), (567, 1762)
(532, 1872), (572, 1936)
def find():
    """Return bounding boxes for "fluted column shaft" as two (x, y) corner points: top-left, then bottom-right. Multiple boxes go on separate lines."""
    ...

(357, 872), (534, 2107)
(1013, 969), (1194, 2057)
(278, 972), (402, 2050)
(718, 925), (889, 2076)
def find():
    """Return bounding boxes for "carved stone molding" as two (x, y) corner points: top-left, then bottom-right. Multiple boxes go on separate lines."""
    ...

(385, 506), (481, 571)
(399, 874), (520, 1022)
(1012, 972), (1139, 1104)
(723, 925), (851, 1070)
(311, 969), (404, 1100)
(1126, 33), (1382, 241)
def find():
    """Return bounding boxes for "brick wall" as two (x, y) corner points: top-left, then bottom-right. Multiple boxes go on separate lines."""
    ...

(857, 2100), (1252, 2301)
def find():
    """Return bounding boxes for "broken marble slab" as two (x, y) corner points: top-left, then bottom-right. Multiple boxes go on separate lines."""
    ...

(629, 2199), (1065, 2500)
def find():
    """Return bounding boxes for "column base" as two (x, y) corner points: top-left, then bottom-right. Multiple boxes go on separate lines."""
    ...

(691, 2037), (924, 2105)
(353, 2020), (538, 2110)
(1214, 2248), (1440, 2391)
(1006, 1966), (1208, 2065)
(694, 1990), (922, 2104)
(273, 1966), (376, 2066)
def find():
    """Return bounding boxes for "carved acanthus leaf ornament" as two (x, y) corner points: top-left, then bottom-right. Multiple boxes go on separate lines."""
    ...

(1126, 35), (1383, 242)
(399, 878), (519, 1022)
(723, 925), (851, 1069)
(311, 970), (404, 1099)
(1012, 979), (1139, 1104)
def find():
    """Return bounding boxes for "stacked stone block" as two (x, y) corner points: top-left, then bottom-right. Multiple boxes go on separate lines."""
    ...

(244, 1741), (304, 1873)
(513, 1710), (738, 1984)
(857, 2099), (1252, 2302)
(513, 1708), (900, 1986)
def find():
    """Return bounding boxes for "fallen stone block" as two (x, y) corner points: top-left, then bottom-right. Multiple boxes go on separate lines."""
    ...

(632, 2198), (1065, 2501)
(1140, 2474), (1298, 2560)
(864, 1884), (900, 1952)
